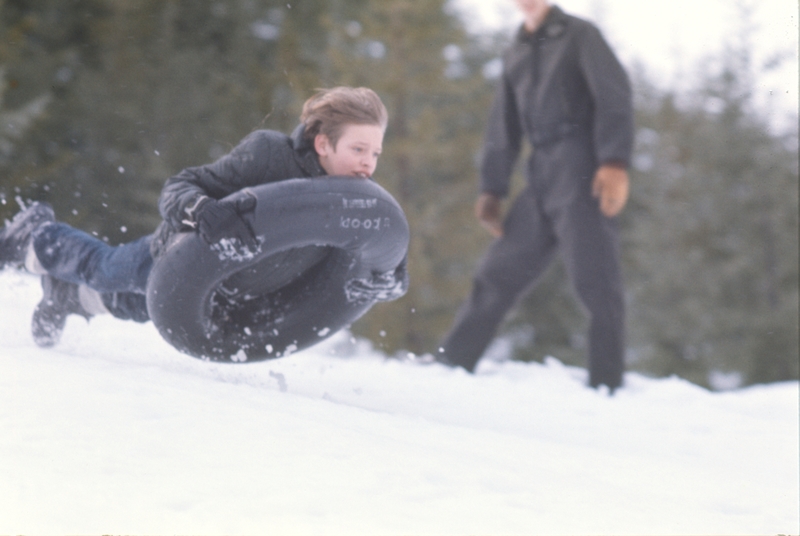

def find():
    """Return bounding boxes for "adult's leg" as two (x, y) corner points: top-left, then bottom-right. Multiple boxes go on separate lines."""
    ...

(531, 133), (626, 390)
(438, 190), (558, 372)
(555, 195), (625, 390)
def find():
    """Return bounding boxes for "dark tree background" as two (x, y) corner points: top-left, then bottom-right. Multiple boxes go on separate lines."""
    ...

(1, 0), (796, 389)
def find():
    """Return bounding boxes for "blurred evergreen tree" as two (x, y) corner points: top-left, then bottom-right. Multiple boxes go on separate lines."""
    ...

(0, 0), (332, 242)
(622, 52), (798, 388)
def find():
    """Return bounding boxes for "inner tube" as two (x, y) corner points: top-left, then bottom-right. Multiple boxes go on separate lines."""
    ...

(146, 177), (409, 362)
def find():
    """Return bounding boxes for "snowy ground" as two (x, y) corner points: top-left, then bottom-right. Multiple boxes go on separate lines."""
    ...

(1, 270), (798, 535)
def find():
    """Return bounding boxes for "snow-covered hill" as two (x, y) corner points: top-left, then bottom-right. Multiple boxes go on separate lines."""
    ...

(1, 270), (797, 535)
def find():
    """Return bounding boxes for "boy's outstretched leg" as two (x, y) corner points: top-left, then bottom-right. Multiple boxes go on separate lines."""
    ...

(0, 202), (55, 270)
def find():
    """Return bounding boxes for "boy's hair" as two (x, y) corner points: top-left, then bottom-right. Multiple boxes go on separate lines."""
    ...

(301, 87), (388, 148)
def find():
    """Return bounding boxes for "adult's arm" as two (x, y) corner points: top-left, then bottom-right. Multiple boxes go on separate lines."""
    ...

(479, 72), (524, 198)
(578, 24), (634, 167)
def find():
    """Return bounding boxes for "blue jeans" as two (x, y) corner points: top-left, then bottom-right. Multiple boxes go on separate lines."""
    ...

(32, 223), (153, 322)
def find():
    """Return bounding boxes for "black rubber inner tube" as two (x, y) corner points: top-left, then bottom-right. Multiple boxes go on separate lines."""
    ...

(146, 177), (409, 362)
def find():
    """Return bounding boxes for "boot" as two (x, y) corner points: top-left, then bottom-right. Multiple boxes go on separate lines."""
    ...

(32, 275), (92, 347)
(0, 201), (55, 270)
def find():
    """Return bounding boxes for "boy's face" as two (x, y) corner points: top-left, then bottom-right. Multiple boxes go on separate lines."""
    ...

(314, 123), (384, 178)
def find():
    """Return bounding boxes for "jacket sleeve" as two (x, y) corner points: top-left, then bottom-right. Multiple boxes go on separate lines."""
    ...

(479, 72), (523, 197)
(158, 130), (277, 231)
(578, 24), (634, 167)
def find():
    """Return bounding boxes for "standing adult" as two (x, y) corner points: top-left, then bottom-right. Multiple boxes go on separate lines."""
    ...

(436, 0), (633, 390)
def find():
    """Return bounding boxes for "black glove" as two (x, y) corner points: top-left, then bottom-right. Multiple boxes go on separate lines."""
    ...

(194, 196), (258, 252)
(344, 257), (409, 304)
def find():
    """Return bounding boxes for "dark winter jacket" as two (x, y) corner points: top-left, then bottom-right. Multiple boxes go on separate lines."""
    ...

(480, 5), (634, 197)
(150, 125), (325, 258)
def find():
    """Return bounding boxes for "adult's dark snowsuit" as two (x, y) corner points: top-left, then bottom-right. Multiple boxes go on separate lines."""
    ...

(32, 125), (327, 321)
(438, 6), (634, 389)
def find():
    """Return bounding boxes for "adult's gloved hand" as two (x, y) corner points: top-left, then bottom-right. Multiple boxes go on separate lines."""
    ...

(194, 195), (258, 252)
(592, 164), (630, 218)
(475, 192), (504, 238)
